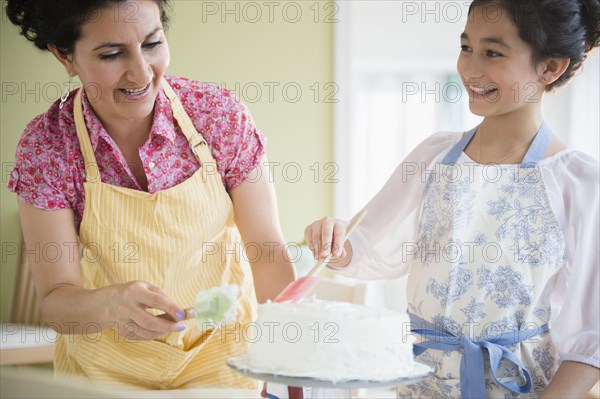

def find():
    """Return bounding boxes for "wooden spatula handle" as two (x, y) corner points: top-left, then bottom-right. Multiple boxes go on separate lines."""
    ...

(155, 306), (195, 321)
(306, 209), (367, 277)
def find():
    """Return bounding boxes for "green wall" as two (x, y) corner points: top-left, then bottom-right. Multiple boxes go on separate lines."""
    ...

(0, 1), (334, 322)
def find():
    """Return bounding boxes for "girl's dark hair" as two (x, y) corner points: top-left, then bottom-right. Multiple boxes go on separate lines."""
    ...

(5, 0), (171, 55)
(468, 0), (600, 90)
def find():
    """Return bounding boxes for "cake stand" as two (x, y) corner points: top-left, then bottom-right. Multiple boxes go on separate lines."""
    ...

(227, 354), (433, 399)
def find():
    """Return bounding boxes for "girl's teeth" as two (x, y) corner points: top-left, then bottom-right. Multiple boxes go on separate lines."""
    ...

(470, 86), (495, 94)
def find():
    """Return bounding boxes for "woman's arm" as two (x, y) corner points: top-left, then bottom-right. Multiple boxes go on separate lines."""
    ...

(17, 199), (183, 339)
(540, 361), (599, 398)
(229, 157), (296, 303)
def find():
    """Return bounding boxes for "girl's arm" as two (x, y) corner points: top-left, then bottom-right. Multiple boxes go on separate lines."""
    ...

(540, 361), (599, 398)
(305, 132), (459, 280)
(230, 157), (296, 303)
(546, 153), (600, 397)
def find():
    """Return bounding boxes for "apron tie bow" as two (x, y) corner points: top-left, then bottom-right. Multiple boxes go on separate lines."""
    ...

(409, 313), (548, 399)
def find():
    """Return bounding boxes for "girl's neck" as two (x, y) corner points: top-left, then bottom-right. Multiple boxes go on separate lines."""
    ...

(479, 104), (544, 148)
(465, 104), (546, 165)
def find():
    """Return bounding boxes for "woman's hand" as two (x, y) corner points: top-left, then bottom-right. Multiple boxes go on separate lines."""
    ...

(304, 217), (351, 265)
(109, 281), (186, 341)
(17, 200), (186, 338)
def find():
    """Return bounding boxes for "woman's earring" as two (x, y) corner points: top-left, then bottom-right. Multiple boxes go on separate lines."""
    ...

(542, 76), (548, 84)
(59, 76), (73, 109)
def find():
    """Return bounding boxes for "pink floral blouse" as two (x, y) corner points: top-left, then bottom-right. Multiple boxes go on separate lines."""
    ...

(7, 75), (266, 229)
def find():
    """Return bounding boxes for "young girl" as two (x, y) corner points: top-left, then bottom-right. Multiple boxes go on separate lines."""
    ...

(306, 1), (599, 397)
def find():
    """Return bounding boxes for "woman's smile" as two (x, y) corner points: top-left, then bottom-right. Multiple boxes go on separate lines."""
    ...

(117, 81), (153, 101)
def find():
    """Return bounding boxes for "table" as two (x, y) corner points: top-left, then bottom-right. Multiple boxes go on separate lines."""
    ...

(0, 324), (57, 365)
(1, 366), (261, 398)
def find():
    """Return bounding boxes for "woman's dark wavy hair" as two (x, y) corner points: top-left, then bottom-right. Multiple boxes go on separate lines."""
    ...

(5, 0), (171, 55)
(468, 0), (600, 91)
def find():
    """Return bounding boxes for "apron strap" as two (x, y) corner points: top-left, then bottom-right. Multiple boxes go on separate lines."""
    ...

(442, 122), (553, 167)
(160, 79), (211, 161)
(73, 88), (102, 184)
(521, 122), (553, 167)
(442, 126), (478, 165)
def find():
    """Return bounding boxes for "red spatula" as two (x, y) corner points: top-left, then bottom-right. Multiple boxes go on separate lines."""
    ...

(274, 210), (367, 303)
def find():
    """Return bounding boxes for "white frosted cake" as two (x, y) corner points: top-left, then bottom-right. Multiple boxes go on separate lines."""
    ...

(246, 299), (415, 381)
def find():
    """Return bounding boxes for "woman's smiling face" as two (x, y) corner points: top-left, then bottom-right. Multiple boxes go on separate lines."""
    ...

(68, 0), (170, 125)
(457, 5), (545, 118)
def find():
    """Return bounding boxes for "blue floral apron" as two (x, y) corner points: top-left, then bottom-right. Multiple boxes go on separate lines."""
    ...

(401, 123), (568, 398)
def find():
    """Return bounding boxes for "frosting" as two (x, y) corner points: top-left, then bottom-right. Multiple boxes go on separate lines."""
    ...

(247, 299), (415, 381)
(194, 284), (239, 325)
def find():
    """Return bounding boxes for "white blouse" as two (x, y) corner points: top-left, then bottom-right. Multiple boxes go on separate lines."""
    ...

(340, 131), (600, 369)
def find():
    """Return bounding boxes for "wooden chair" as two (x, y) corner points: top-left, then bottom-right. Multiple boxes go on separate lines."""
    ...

(0, 241), (56, 365)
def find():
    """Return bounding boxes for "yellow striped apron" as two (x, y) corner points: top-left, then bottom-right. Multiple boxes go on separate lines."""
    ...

(54, 79), (258, 389)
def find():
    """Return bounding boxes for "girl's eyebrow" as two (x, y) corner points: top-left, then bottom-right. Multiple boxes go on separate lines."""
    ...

(92, 27), (163, 51)
(461, 32), (511, 49)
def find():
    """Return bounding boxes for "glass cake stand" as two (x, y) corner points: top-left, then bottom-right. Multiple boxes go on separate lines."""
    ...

(227, 354), (433, 399)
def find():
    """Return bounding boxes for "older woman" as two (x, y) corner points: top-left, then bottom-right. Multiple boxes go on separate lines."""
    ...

(5, 0), (295, 389)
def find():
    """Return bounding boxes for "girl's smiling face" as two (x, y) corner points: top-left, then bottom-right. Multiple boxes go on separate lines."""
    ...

(62, 0), (170, 125)
(457, 5), (546, 118)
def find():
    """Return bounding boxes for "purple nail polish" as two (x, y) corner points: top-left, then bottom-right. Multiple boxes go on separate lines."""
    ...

(177, 323), (186, 331)
(176, 310), (185, 319)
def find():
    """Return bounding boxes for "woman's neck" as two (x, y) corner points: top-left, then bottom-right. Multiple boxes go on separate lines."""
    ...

(103, 116), (153, 149)
(88, 101), (154, 150)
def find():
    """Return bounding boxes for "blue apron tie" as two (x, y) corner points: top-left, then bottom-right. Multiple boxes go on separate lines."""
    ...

(441, 122), (553, 167)
(409, 313), (549, 398)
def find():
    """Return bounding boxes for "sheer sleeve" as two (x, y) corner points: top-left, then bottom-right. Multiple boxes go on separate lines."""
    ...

(546, 150), (600, 368)
(337, 132), (460, 280)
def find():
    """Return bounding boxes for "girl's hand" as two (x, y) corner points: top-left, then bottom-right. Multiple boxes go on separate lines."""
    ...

(304, 217), (349, 261)
(109, 281), (186, 341)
